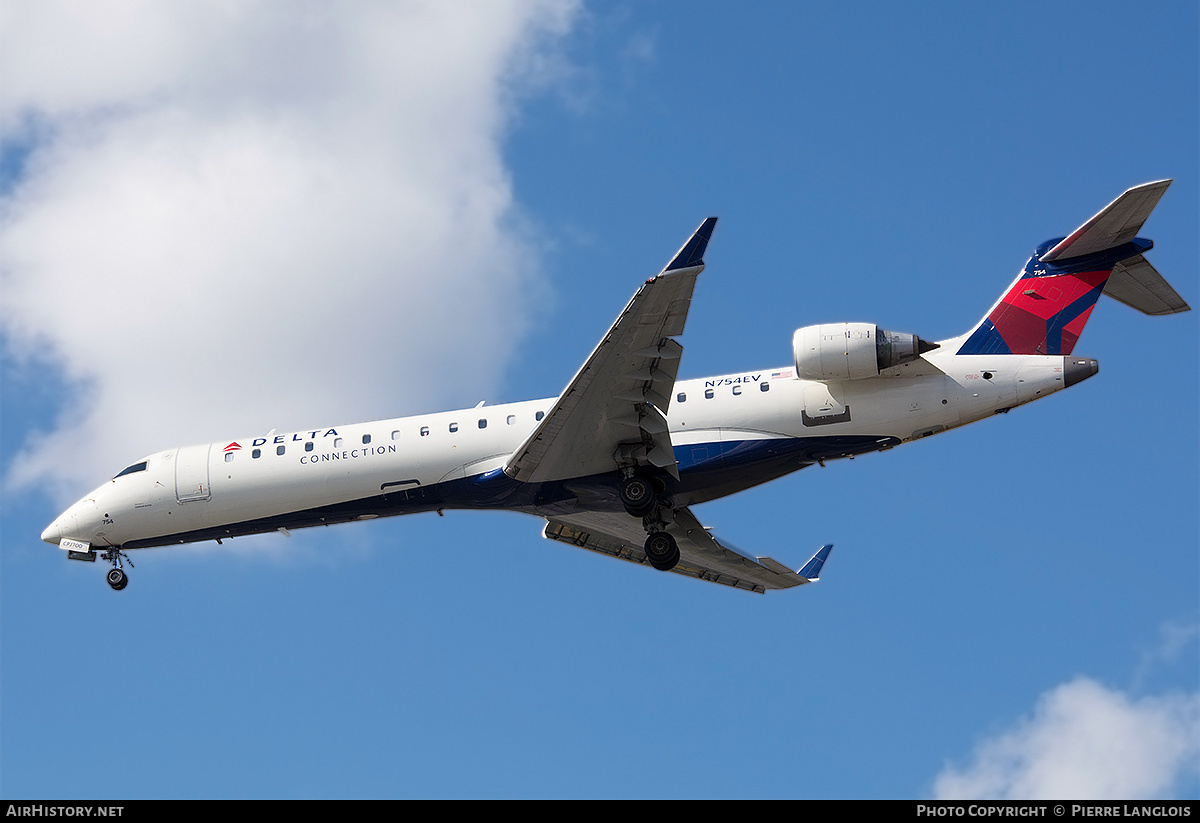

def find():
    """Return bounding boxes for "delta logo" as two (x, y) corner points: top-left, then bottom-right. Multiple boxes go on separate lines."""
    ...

(223, 442), (242, 453)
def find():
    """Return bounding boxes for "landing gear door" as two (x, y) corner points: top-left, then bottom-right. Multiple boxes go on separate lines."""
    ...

(175, 444), (212, 503)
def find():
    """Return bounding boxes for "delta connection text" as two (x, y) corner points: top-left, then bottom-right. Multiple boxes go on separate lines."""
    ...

(239, 429), (400, 465)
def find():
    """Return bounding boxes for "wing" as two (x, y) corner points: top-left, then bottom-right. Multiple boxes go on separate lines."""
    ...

(504, 218), (717, 484)
(543, 507), (833, 594)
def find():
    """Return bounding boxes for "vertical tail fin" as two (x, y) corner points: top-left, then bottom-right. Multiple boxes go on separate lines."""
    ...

(957, 180), (1185, 356)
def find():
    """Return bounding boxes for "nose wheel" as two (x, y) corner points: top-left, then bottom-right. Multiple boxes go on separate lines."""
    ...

(100, 549), (133, 591)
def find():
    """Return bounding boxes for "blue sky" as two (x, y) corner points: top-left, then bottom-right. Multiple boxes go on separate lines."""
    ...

(1, 1), (1196, 800)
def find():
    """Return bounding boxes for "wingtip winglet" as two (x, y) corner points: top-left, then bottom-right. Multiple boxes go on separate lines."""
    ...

(798, 543), (834, 581)
(664, 216), (718, 272)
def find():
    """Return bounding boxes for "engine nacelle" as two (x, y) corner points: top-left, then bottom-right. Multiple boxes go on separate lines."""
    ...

(793, 323), (938, 381)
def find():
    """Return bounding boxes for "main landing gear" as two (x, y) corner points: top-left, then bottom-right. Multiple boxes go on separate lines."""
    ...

(618, 474), (657, 518)
(643, 530), (679, 571)
(619, 471), (680, 572)
(100, 549), (133, 591)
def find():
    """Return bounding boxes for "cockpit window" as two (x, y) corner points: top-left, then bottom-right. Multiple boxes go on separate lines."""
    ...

(114, 461), (148, 479)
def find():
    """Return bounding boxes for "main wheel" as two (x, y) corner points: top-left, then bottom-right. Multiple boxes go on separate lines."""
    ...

(106, 567), (128, 591)
(644, 531), (680, 572)
(619, 475), (656, 517)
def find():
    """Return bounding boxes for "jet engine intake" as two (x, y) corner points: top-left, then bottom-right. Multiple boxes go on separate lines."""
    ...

(793, 323), (938, 381)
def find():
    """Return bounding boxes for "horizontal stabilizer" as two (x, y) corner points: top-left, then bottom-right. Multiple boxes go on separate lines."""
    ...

(1041, 180), (1170, 261)
(1104, 254), (1191, 315)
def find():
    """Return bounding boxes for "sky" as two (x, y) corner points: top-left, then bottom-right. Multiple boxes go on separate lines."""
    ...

(1, 0), (1196, 801)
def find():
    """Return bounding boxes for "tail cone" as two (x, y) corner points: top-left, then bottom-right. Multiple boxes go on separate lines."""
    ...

(1064, 357), (1099, 387)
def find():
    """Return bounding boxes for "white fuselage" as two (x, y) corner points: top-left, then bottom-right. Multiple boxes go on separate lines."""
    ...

(40, 347), (1091, 553)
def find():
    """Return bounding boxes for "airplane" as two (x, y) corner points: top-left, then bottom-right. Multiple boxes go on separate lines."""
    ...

(41, 180), (1190, 593)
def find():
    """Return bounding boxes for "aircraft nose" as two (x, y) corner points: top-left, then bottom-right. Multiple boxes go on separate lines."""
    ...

(41, 519), (63, 545)
(41, 506), (79, 546)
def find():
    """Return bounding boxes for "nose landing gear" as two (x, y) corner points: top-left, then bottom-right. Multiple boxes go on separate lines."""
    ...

(100, 549), (133, 591)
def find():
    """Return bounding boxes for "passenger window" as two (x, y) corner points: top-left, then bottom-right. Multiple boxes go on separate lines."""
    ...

(277, 445), (285, 456)
(732, 385), (742, 396)
(224, 452), (234, 463)
(391, 430), (400, 440)
(535, 411), (545, 421)
(677, 392), (686, 403)
(478, 419), (487, 429)
(420, 426), (430, 437)
(252, 449), (262, 459)
(760, 382), (770, 392)
(334, 438), (344, 448)
(362, 434), (371, 444)
(305, 442), (314, 452)
(704, 388), (714, 399)
(506, 415), (516, 425)
(449, 422), (459, 433)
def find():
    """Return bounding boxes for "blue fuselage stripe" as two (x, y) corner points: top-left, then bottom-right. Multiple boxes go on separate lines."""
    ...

(122, 434), (899, 549)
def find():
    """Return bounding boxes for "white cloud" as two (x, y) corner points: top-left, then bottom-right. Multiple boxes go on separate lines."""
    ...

(1133, 618), (1200, 692)
(0, 1), (579, 503)
(932, 677), (1200, 800)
